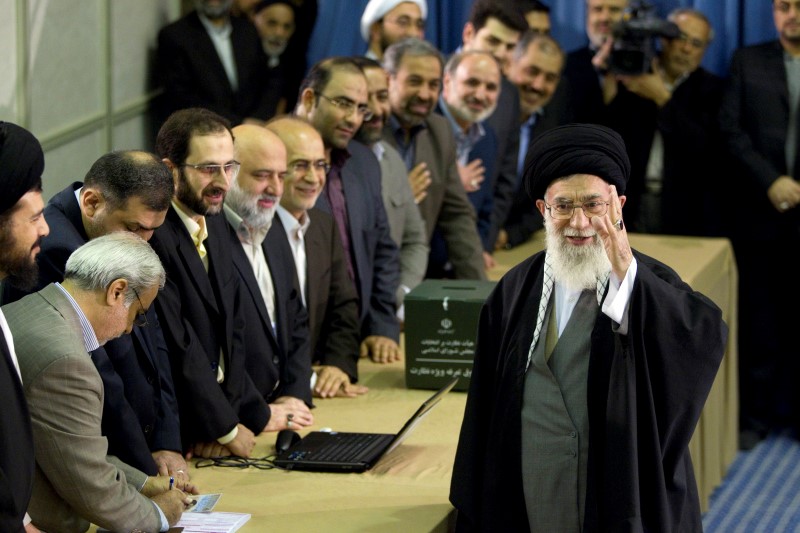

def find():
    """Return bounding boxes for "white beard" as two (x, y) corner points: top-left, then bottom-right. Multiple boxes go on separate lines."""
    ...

(544, 217), (611, 291)
(225, 181), (278, 231)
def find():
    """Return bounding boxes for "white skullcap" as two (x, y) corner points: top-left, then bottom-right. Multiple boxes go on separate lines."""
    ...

(360, 0), (428, 42)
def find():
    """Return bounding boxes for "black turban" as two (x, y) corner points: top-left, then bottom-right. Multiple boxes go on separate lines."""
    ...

(0, 121), (44, 215)
(523, 123), (630, 201)
(254, 0), (297, 16)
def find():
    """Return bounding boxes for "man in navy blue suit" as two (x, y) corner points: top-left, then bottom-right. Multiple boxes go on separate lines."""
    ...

(3, 150), (187, 479)
(295, 57), (401, 364)
(436, 50), (501, 274)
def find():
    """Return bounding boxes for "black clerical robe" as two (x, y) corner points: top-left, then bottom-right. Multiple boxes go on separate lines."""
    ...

(450, 249), (726, 532)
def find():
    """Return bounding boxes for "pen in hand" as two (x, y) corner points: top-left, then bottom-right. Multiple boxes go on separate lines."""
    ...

(169, 476), (174, 491)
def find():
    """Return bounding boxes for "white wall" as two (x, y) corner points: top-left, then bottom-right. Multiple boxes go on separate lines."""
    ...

(0, 0), (181, 201)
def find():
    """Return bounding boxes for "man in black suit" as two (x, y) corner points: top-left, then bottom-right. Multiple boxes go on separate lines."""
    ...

(151, 108), (268, 458)
(295, 57), (402, 364)
(498, 32), (568, 249)
(459, 0), (527, 256)
(0, 121), (49, 532)
(267, 116), (368, 398)
(609, 8), (723, 235)
(3, 151), (187, 479)
(157, 0), (273, 125)
(223, 124), (315, 429)
(719, 0), (800, 449)
(562, 0), (628, 125)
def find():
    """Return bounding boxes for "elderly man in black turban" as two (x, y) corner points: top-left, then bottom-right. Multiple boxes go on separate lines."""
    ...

(450, 123), (726, 533)
(0, 121), (49, 532)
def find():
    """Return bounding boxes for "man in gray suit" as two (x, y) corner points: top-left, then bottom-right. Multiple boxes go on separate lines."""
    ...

(3, 233), (193, 533)
(382, 38), (486, 280)
(354, 56), (428, 316)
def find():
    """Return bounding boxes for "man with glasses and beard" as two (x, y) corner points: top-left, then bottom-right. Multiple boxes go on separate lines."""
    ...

(0, 122), (49, 532)
(451, 124), (726, 532)
(223, 124), (314, 430)
(150, 108), (270, 458)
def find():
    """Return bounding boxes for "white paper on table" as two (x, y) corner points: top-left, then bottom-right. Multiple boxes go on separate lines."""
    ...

(175, 512), (251, 532)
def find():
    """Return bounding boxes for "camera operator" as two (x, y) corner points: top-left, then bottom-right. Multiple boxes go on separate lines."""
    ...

(562, 0), (628, 125)
(607, 8), (724, 235)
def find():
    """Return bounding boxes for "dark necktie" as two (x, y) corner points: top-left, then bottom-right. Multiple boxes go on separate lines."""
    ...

(325, 167), (358, 293)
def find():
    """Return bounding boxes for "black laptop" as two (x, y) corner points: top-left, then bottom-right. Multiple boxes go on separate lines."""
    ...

(273, 377), (459, 472)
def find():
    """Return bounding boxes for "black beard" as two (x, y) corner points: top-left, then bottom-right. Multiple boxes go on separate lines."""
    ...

(0, 229), (40, 291)
(176, 168), (221, 217)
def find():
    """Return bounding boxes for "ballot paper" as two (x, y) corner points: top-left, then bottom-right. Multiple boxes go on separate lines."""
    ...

(175, 512), (251, 532)
(185, 493), (222, 513)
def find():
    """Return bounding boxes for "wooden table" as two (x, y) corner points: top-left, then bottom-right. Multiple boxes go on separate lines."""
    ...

(489, 231), (739, 512)
(180, 357), (461, 532)
(92, 232), (737, 531)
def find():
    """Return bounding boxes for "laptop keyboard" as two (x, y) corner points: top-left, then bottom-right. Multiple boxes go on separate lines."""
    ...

(313, 433), (387, 462)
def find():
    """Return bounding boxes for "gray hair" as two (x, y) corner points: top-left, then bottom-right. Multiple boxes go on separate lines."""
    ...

(668, 7), (715, 43)
(382, 37), (443, 76)
(65, 232), (166, 306)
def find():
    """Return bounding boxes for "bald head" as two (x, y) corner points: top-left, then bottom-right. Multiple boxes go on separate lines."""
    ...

(226, 124), (286, 229)
(266, 117), (328, 220)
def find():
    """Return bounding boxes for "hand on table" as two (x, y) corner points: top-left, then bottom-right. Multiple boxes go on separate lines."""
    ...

(314, 365), (369, 398)
(360, 335), (401, 364)
(142, 473), (198, 497)
(152, 449), (190, 481)
(264, 396), (314, 432)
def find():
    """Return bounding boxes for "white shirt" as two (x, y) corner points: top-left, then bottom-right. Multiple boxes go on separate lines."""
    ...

(197, 12), (238, 91)
(276, 205), (310, 306)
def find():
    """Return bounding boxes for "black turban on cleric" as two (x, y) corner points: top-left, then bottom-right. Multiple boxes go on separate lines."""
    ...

(523, 123), (630, 201)
(0, 121), (44, 214)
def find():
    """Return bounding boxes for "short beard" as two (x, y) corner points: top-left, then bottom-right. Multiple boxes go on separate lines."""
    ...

(544, 217), (611, 291)
(0, 226), (40, 291)
(176, 168), (224, 217)
(447, 99), (496, 126)
(225, 181), (278, 231)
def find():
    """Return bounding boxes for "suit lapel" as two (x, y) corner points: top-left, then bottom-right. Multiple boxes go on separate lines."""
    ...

(168, 208), (220, 315)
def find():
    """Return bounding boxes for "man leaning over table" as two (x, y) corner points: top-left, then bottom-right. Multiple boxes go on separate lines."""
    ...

(3, 233), (196, 532)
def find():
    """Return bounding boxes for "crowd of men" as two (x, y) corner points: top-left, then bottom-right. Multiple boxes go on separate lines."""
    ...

(0, 0), (797, 530)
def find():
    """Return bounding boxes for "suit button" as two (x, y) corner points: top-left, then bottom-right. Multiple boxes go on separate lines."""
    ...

(147, 375), (154, 385)
(144, 424), (153, 434)
(272, 356), (280, 365)
(570, 431), (577, 438)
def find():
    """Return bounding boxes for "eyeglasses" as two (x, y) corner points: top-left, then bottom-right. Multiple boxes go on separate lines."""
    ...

(318, 94), (374, 121)
(544, 200), (610, 220)
(287, 159), (331, 176)
(384, 15), (425, 32)
(183, 161), (241, 179)
(132, 288), (148, 328)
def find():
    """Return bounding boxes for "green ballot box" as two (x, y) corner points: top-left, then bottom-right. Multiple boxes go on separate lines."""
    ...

(404, 279), (497, 391)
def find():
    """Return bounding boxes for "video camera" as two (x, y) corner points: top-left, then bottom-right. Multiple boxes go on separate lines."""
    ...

(608, 1), (679, 75)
